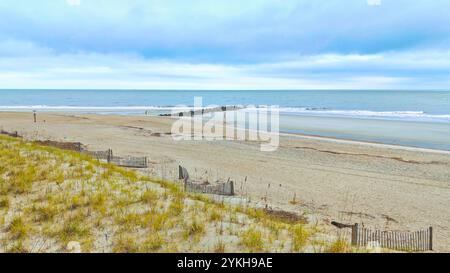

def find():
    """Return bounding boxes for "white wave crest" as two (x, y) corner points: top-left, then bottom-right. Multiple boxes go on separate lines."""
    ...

(277, 108), (450, 122)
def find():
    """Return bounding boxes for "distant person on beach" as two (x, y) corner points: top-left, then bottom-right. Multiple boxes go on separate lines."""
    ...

(33, 110), (37, 123)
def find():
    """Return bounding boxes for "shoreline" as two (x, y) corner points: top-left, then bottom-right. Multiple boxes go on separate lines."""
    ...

(1, 111), (449, 251)
(282, 132), (450, 155)
(2, 110), (450, 154)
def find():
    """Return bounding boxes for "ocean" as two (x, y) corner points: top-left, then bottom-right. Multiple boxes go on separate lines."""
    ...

(1, 89), (450, 150)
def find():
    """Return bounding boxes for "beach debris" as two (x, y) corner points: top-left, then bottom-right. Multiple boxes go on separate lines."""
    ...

(331, 221), (354, 229)
(264, 208), (308, 224)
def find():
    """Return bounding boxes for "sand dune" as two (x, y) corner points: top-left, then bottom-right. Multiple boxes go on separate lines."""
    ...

(1, 112), (449, 251)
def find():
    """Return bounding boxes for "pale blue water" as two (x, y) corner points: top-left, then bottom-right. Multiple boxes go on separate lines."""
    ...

(0, 89), (449, 115)
(1, 90), (450, 150)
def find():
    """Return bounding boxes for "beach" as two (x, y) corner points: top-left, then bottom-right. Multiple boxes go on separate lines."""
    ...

(1, 111), (449, 251)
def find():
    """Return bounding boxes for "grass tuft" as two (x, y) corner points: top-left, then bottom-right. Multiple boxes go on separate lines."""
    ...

(240, 228), (264, 253)
(290, 225), (310, 252)
(8, 216), (29, 239)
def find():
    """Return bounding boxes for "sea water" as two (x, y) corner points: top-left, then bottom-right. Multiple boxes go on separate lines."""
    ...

(1, 89), (449, 150)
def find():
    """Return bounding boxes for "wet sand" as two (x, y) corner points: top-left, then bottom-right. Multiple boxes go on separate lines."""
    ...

(1, 111), (449, 251)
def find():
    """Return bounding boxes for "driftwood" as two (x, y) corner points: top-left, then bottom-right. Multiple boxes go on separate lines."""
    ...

(331, 221), (355, 229)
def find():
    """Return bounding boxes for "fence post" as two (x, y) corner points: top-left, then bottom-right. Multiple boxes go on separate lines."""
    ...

(107, 149), (112, 163)
(178, 165), (183, 180)
(351, 223), (358, 246)
(428, 226), (433, 251)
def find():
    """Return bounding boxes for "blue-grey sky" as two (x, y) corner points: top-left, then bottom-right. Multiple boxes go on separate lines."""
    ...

(1, 0), (450, 89)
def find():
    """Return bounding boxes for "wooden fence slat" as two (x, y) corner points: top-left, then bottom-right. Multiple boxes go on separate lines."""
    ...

(414, 231), (417, 251)
(400, 232), (404, 251)
(411, 232), (414, 251)
(429, 226), (433, 251)
(387, 232), (390, 249)
(351, 224), (358, 246)
(416, 231), (419, 251)
(424, 230), (427, 251)
(364, 228), (368, 246)
(366, 229), (369, 244)
(420, 230), (424, 251)
(417, 231), (420, 251)
(362, 228), (365, 246)
(408, 232), (411, 251)
(422, 230), (426, 251)
(404, 232), (407, 251)
(394, 233), (398, 250)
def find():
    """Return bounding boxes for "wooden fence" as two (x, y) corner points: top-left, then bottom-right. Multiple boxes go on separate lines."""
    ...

(83, 149), (148, 168)
(351, 223), (433, 252)
(0, 129), (148, 168)
(83, 149), (112, 161)
(185, 180), (235, 196)
(108, 155), (148, 168)
(0, 130), (21, 138)
(35, 140), (83, 152)
(179, 165), (235, 196)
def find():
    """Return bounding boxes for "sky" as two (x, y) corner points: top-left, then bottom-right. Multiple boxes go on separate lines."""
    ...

(0, 0), (450, 89)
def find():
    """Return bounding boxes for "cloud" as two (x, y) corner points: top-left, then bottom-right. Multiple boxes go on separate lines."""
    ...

(0, 40), (53, 57)
(367, 0), (382, 6)
(1, 1), (450, 89)
(1, 0), (450, 61)
(0, 42), (449, 89)
(66, 0), (81, 7)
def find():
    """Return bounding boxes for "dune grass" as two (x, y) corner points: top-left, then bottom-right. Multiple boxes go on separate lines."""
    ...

(0, 134), (351, 253)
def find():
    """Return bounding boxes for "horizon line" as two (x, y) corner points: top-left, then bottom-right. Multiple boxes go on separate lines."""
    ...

(1, 88), (450, 92)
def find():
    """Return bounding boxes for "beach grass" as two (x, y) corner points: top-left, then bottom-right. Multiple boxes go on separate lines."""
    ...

(0, 134), (353, 253)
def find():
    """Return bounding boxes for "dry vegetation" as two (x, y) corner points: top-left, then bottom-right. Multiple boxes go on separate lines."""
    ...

(0, 134), (354, 253)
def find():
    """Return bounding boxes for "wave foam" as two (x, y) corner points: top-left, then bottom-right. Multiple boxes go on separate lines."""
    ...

(277, 108), (450, 122)
(1, 105), (449, 122)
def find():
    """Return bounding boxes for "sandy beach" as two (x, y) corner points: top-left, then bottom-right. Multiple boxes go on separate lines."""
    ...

(1, 111), (449, 251)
